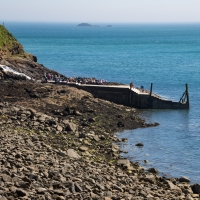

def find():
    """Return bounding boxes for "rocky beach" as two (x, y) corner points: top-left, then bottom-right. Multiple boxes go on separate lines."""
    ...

(0, 24), (200, 199)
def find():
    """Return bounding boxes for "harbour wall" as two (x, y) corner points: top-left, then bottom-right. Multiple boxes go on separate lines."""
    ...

(68, 84), (189, 109)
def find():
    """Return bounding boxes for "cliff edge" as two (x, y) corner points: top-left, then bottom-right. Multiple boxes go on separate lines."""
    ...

(0, 25), (61, 80)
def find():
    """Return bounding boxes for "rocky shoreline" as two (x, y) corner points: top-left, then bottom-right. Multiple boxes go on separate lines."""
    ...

(0, 81), (200, 200)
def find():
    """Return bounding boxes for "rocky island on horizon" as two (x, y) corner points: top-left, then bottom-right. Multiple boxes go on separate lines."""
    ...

(77, 23), (100, 27)
(77, 23), (93, 27)
(77, 23), (112, 28)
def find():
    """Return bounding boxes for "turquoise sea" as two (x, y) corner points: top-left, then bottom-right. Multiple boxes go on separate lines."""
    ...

(5, 22), (200, 183)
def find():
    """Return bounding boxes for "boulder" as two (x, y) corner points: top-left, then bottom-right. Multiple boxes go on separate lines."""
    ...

(192, 183), (200, 194)
(179, 176), (190, 183)
(140, 174), (156, 184)
(117, 159), (131, 169)
(135, 142), (144, 147)
(112, 143), (120, 152)
(117, 121), (124, 127)
(16, 188), (28, 197)
(147, 168), (159, 174)
(166, 180), (182, 192)
(56, 125), (63, 132)
(63, 120), (77, 132)
(0, 196), (7, 200)
(36, 187), (47, 194)
(1, 174), (11, 182)
(79, 146), (88, 152)
(67, 149), (80, 159)
(74, 110), (82, 116)
(185, 194), (194, 200)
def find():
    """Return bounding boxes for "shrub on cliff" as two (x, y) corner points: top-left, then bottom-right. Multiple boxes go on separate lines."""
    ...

(0, 25), (37, 63)
(0, 25), (24, 58)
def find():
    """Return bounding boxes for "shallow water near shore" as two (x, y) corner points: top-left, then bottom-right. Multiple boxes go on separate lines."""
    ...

(5, 22), (200, 183)
(117, 108), (200, 184)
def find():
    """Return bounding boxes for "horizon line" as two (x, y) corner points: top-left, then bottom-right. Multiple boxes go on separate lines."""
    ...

(2, 20), (200, 25)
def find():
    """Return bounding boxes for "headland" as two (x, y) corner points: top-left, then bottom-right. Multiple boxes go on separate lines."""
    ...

(0, 24), (199, 199)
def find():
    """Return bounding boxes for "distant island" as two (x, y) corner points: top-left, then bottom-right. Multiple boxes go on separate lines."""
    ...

(77, 23), (93, 27)
(77, 23), (112, 28)
(77, 23), (100, 27)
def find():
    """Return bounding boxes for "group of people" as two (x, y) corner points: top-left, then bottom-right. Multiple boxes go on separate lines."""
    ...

(130, 82), (145, 92)
(44, 73), (64, 82)
(76, 77), (106, 85)
(44, 72), (106, 85)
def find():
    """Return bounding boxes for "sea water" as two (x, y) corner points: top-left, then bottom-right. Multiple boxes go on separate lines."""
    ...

(5, 22), (200, 183)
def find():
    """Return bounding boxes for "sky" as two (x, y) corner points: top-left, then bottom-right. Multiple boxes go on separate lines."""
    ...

(1, 0), (200, 24)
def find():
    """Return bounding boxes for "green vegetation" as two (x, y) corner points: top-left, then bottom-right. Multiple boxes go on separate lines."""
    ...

(0, 25), (24, 56)
(0, 114), (8, 121)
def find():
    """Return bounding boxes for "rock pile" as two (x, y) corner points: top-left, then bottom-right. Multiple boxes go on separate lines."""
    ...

(0, 100), (199, 199)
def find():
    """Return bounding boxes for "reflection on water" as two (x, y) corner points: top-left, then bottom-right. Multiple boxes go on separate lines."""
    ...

(117, 109), (200, 184)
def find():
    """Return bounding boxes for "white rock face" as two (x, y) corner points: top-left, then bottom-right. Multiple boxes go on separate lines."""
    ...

(0, 64), (31, 80)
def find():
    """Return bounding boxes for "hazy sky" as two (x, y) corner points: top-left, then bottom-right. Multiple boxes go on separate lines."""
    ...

(1, 0), (200, 23)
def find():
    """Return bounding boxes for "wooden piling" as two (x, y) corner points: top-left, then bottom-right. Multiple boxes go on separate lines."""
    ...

(186, 83), (190, 108)
(148, 83), (153, 108)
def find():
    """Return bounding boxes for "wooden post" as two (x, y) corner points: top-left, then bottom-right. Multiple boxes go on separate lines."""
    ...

(129, 82), (135, 106)
(150, 83), (153, 97)
(148, 83), (153, 108)
(129, 83), (132, 106)
(186, 83), (190, 108)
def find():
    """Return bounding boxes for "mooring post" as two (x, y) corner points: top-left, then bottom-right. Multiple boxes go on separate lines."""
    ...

(148, 83), (153, 108)
(150, 83), (153, 96)
(186, 83), (190, 108)
(129, 82), (132, 106)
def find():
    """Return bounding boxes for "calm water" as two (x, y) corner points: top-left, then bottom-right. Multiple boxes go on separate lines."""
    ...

(5, 22), (200, 183)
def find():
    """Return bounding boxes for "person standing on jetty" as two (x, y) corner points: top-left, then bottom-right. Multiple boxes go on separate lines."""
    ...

(130, 82), (134, 89)
(140, 85), (144, 92)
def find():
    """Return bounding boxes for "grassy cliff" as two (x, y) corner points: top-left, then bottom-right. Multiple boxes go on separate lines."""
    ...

(0, 25), (24, 57)
(0, 25), (38, 62)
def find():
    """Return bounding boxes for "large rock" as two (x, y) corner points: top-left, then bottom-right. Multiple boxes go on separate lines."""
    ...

(147, 167), (159, 174)
(135, 142), (144, 147)
(140, 174), (156, 184)
(16, 188), (28, 197)
(192, 183), (200, 194)
(1, 174), (11, 182)
(166, 180), (182, 192)
(79, 146), (88, 152)
(112, 143), (120, 152)
(0, 196), (7, 200)
(179, 176), (190, 183)
(63, 120), (77, 132)
(117, 159), (131, 169)
(67, 149), (80, 159)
